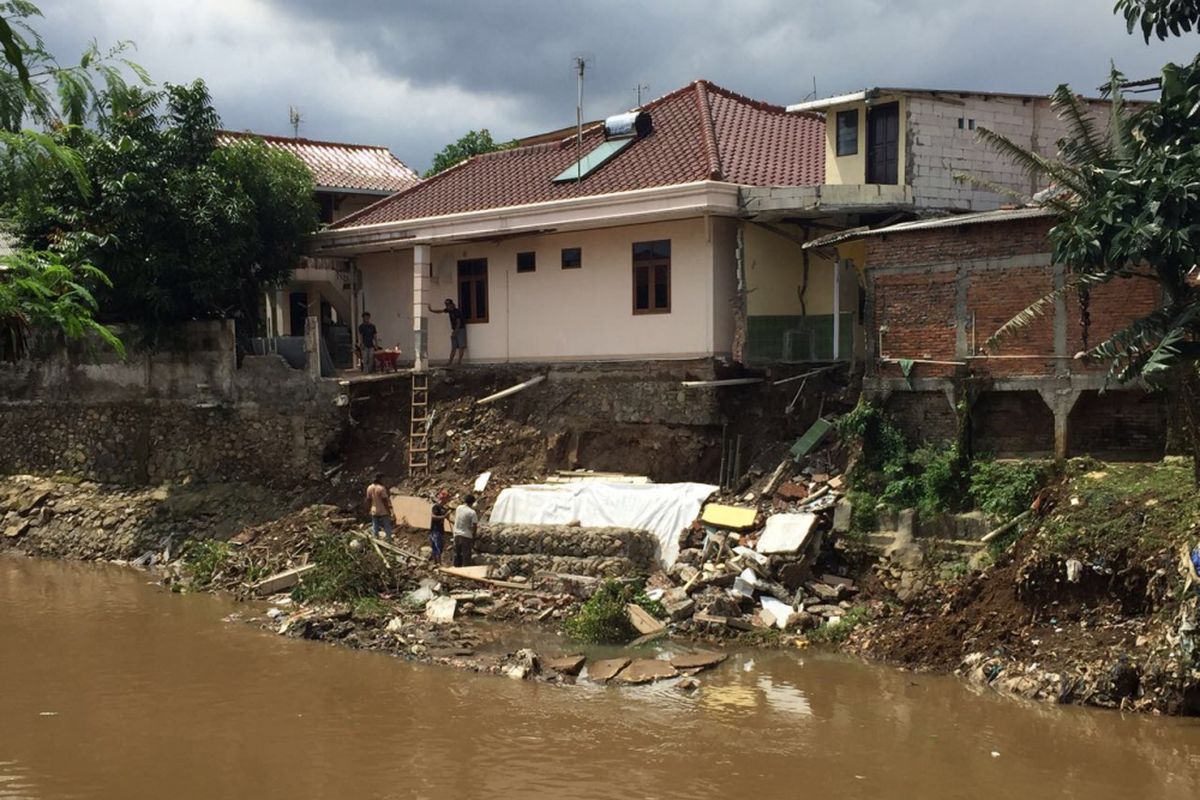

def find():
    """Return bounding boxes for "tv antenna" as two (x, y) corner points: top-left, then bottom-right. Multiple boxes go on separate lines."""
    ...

(633, 83), (650, 106)
(288, 105), (303, 138)
(573, 55), (591, 183)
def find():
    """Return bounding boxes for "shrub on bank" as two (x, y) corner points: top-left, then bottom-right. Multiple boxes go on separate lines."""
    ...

(563, 579), (664, 644)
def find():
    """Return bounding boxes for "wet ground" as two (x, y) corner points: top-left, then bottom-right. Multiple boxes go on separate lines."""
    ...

(2, 555), (1199, 800)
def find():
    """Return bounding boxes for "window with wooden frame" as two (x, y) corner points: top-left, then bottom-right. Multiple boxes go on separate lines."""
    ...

(457, 258), (488, 323)
(836, 109), (858, 157)
(632, 240), (671, 314)
(561, 247), (582, 269)
(516, 251), (536, 273)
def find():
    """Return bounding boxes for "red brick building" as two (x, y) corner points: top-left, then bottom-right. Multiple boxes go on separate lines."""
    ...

(821, 208), (1165, 459)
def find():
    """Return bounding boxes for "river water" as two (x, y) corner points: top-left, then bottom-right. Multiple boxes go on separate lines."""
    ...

(2, 556), (1199, 800)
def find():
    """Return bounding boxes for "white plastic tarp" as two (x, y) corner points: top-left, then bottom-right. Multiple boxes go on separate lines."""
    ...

(488, 481), (718, 567)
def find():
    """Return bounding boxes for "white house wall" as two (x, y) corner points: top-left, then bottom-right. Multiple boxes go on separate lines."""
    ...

(355, 217), (731, 364)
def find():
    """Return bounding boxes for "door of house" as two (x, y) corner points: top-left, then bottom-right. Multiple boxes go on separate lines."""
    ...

(866, 102), (900, 185)
(457, 259), (489, 323)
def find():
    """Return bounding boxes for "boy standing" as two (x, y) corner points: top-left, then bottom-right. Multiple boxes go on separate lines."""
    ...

(365, 473), (393, 540)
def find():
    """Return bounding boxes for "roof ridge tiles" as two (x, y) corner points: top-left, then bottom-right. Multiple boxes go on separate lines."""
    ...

(692, 82), (724, 181)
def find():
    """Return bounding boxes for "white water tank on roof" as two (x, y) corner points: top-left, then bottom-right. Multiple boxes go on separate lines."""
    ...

(604, 111), (652, 139)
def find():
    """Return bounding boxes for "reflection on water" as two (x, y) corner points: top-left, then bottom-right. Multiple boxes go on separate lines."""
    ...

(2, 554), (1200, 800)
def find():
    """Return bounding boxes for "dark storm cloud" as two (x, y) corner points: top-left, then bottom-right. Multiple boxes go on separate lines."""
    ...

(33, 0), (1200, 172)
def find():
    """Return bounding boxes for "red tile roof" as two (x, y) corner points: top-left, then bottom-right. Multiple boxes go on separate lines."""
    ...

(333, 80), (824, 229)
(218, 131), (420, 194)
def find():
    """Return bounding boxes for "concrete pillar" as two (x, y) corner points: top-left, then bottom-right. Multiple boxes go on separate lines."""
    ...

(1038, 384), (1082, 461)
(304, 315), (322, 379)
(413, 245), (432, 372)
(832, 259), (842, 361)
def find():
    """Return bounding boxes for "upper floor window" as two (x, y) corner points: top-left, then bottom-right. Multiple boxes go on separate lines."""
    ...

(632, 240), (671, 314)
(561, 247), (582, 269)
(836, 110), (858, 157)
(516, 251), (536, 273)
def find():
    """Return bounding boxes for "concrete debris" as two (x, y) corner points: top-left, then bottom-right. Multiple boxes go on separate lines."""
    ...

(617, 658), (678, 684)
(756, 513), (817, 555)
(587, 657), (631, 683)
(668, 651), (727, 670)
(425, 595), (457, 623)
(544, 654), (586, 676)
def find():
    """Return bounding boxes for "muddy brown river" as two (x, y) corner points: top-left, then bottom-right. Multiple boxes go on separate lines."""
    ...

(2, 556), (1199, 800)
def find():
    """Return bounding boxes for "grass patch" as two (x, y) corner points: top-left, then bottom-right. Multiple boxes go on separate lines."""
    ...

(182, 540), (233, 588)
(970, 459), (1051, 519)
(292, 533), (391, 604)
(1037, 460), (1200, 559)
(806, 605), (870, 645)
(562, 579), (662, 644)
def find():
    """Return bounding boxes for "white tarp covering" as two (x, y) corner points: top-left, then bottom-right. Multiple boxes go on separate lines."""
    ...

(488, 481), (718, 567)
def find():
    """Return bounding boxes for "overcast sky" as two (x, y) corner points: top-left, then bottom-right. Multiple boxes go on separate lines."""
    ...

(38, 0), (1199, 173)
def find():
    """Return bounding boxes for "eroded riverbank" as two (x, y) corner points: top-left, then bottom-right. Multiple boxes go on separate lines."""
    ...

(3, 555), (1200, 800)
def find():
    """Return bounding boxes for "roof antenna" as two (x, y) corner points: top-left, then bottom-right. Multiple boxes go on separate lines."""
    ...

(801, 76), (818, 103)
(573, 55), (591, 183)
(288, 105), (303, 138)
(633, 83), (649, 107)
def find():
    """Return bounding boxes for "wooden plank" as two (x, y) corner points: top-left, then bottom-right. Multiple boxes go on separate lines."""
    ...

(626, 603), (666, 636)
(439, 565), (491, 580)
(252, 564), (317, 595)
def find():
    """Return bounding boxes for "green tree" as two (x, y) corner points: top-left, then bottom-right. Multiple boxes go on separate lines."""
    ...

(6, 80), (318, 338)
(978, 3), (1200, 480)
(0, 0), (139, 361)
(424, 128), (513, 177)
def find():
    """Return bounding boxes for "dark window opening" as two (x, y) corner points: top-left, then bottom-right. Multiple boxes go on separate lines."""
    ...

(632, 239), (671, 314)
(457, 258), (488, 323)
(516, 251), (536, 273)
(866, 101), (900, 185)
(561, 247), (582, 269)
(836, 109), (858, 157)
(317, 193), (336, 224)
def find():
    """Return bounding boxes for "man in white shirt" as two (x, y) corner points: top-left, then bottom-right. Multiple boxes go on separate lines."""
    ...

(452, 493), (478, 567)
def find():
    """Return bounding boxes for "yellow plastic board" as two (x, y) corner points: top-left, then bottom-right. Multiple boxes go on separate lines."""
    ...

(700, 503), (758, 530)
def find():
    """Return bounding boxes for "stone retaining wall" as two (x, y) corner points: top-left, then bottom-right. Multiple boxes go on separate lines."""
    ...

(474, 524), (659, 577)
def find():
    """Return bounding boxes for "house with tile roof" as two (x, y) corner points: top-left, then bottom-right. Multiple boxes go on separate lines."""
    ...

(219, 131), (419, 365)
(310, 79), (834, 368)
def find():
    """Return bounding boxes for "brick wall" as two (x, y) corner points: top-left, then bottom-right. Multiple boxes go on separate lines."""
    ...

(866, 217), (1161, 381)
(1069, 390), (1166, 459)
(971, 391), (1055, 456)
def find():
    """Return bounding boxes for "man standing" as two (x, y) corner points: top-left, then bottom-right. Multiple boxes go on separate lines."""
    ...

(451, 493), (478, 567)
(358, 311), (378, 373)
(429, 489), (450, 565)
(365, 473), (393, 540)
(426, 299), (466, 367)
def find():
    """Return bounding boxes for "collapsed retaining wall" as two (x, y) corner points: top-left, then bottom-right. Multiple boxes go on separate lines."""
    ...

(473, 524), (660, 577)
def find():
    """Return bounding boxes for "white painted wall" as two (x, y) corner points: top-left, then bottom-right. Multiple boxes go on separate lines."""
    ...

(355, 217), (734, 363)
(357, 249), (414, 352)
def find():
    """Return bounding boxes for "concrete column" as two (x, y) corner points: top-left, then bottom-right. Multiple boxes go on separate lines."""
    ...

(1053, 263), (1068, 378)
(832, 259), (842, 361)
(1038, 384), (1082, 461)
(304, 315), (322, 379)
(413, 245), (432, 372)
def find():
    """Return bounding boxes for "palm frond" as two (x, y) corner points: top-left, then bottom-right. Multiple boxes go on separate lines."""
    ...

(986, 271), (1118, 351)
(1050, 84), (1107, 165)
(975, 126), (1089, 197)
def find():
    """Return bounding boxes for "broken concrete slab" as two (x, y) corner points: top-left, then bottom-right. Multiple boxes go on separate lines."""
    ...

(806, 581), (841, 602)
(668, 651), (727, 671)
(664, 595), (695, 621)
(732, 568), (758, 598)
(391, 495), (432, 528)
(545, 654), (586, 676)
(252, 564), (317, 596)
(760, 596), (797, 630)
(756, 512), (817, 555)
(587, 657), (631, 682)
(775, 482), (808, 501)
(820, 573), (855, 589)
(425, 595), (457, 623)
(626, 603), (666, 636)
(617, 658), (679, 685)
(4, 520), (29, 539)
(832, 499), (853, 533)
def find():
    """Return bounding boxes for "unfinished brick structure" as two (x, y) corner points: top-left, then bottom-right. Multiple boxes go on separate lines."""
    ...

(857, 209), (1165, 459)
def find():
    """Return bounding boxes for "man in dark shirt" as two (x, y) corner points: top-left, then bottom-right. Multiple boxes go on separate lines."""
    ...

(358, 312), (378, 373)
(427, 299), (466, 367)
(429, 489), (450, 565)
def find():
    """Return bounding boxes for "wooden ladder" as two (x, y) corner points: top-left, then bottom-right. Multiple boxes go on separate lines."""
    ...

(408, 372), (430, 475)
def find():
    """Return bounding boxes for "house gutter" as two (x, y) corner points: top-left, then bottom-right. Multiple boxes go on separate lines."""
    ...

(311, 181), (743, 254)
